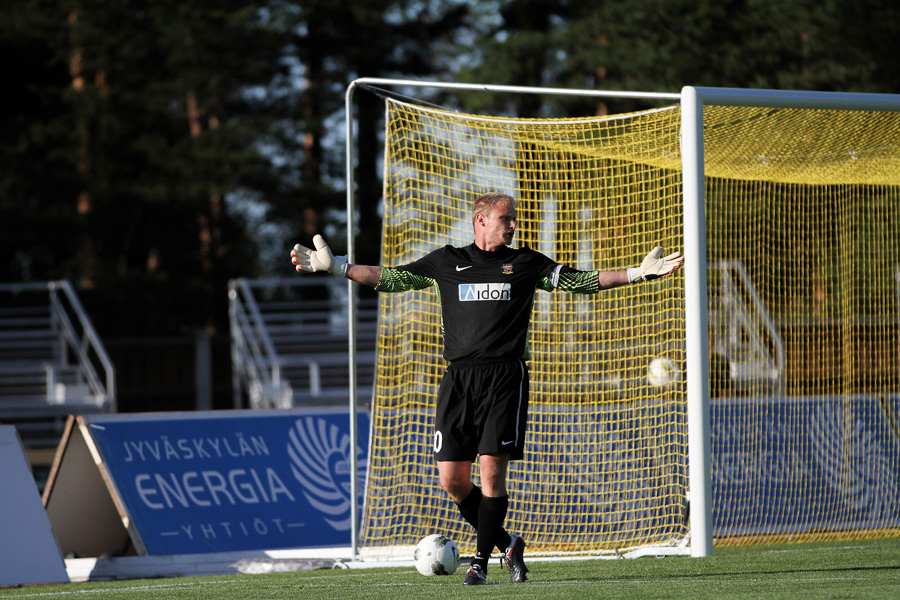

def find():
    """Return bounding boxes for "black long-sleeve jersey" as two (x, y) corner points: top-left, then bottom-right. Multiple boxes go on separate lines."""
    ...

(374, 243), (601, 362)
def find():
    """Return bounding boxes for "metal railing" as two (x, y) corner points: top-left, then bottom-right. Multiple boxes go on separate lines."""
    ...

(229, 278), (292, 409)
(709, 261), (784, 394)
(228, 277), (379, 410)
(0, 281), (115, 415)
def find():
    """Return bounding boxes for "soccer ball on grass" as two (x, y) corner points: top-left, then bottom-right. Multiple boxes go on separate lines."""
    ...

(414, 534), (460, 576)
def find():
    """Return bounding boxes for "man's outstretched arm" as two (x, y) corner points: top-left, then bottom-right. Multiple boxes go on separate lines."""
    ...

(290, 234), (382, 287)
(546, 246), (684, 293)
(344, 264), (382, 287)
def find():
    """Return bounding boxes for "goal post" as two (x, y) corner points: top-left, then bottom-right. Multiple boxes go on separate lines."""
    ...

(343, 79), (900, 561)
(679, 86), (900, 557)
(680, 86), (900, 557)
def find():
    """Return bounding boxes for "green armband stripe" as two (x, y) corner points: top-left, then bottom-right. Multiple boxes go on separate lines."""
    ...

(375, 267), (434, 292)
(554, 271), (601, 294)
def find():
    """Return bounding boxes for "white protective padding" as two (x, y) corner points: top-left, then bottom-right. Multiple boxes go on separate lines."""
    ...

(0, 425), (70, 586)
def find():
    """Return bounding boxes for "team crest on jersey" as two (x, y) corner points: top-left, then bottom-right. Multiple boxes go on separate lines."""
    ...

(501, 263), (514, 275)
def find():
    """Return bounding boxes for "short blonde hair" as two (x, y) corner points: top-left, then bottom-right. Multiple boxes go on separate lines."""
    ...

(472, 192), (515, 227)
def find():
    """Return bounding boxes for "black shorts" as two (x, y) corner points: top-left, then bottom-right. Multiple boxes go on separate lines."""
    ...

(433, 359), (529, 462)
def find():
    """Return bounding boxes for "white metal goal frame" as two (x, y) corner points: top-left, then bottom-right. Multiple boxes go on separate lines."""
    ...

(342, 79), (900, 559)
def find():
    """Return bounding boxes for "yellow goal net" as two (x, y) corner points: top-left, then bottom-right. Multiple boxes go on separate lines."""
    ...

(358, 94), (900, 557)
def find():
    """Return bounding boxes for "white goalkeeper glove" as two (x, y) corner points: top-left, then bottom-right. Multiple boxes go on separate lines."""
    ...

(291, 234), (348, 277)
(627, 246), (684, 283)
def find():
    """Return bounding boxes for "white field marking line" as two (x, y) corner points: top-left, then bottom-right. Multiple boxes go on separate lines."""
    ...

(7, 572), (890, 596)
(271, 574), (890, 589)
(602, 576), (892, 584)
(763, 545), (871, 554)
(4, 571), (400, 598)
(1, 580), (242, 598)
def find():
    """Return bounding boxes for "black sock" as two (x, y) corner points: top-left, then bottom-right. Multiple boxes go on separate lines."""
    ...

(496, 529), (512, 553)
(476, 495), (509, 572)
(471, 554), (489, 571)
(456, 487), (512, 552)
(456, 485), (482, 530)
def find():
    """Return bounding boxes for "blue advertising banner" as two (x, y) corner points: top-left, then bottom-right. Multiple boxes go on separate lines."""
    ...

(518, 394), (899, 543)
(368, 394), (900, 547)
(711, 394), (900, 536)
(84, 408), (368, 555)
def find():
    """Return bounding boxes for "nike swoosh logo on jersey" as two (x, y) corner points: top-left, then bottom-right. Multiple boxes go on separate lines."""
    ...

(456, 265), (473, 271)
(501, 440), (515, 446)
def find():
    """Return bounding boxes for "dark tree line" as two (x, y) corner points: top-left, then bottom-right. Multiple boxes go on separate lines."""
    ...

(2, 0), (897, 341)
(1, 0), (468, 337)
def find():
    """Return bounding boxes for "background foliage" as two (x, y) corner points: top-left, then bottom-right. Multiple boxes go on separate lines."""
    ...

(2, 0), (898, 339)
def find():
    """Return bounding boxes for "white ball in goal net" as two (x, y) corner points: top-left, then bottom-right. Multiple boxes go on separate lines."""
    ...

(647, 356), (681, 387)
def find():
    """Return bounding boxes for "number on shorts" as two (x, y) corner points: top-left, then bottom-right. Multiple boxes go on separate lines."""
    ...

(433, 430), (442, 453)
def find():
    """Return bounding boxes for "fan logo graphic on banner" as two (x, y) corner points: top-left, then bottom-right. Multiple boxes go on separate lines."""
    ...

(288, 417), (366, 531)
(811, 404), (899, 522)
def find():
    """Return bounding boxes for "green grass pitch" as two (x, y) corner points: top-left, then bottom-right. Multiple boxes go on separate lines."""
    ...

(1, 538), (897, 599)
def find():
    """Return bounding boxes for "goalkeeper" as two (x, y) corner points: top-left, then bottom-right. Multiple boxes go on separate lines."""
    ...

(290, 192), (683, 585)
